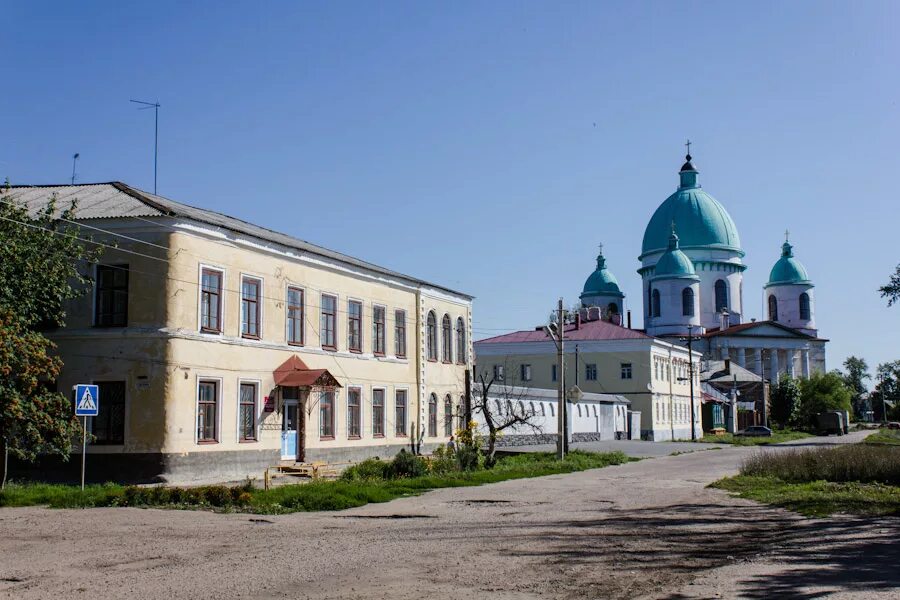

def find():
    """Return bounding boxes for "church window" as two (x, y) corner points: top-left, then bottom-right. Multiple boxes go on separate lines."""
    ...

(799, 293), (811, 320)
(768, 295), (778, 321)
(714, 280), (728, 313)
(607, 302), (618, 316)
(652, 289), (661, 318)
(682, 287), (695, 317)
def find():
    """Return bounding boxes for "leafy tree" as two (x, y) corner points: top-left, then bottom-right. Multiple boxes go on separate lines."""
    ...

(0, 184), (100, 487)
(769, 374), (801, 429)
(880, 264), (900, 307)
(872, 361), (900, 422)
(841, 356), (871, 420)
(797, 371), (853, 430)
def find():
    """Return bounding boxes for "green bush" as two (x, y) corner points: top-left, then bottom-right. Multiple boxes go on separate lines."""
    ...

(384, 450), (427, 479)
(340, 457), (389, 481)
(428, 446), (459, 475)
(741, 445), (900, 485)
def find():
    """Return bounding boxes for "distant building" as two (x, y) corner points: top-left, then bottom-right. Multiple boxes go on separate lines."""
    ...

(8, 182), (472, 483)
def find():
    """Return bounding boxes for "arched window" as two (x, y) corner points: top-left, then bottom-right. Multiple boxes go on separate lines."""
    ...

(441, 314), (452, 362)
(799, 293), (811, 320)
(444, 395), (453, 436)
(428, 394), (438, 437)
(682, 287), (695, 316)
(540, 403), (546, 416)
(517, 401), (525, 416)
(549, 404), (555, 417)
(607, 302), (619, 316)
(495, 399), (503, 415)
(456, 317), (466, 364)
(768, 295), (778, 321)
(426, 311), (437, 361)
(715, 280), (728, 313)
(593, 405), (598, 417)
(529, 401), (535, 415)
(652, 289), (661, 317)
(577, 405), (582, 417)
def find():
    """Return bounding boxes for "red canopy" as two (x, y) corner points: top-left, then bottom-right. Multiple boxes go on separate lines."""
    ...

(273, 355), (341, 389)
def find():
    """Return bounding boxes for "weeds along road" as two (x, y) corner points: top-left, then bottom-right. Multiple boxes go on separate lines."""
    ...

(1, 431), (896, 600)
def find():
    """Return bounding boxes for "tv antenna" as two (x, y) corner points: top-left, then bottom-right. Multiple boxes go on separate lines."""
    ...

(71, 153), (79, 184)
(130, 99), (161, 194)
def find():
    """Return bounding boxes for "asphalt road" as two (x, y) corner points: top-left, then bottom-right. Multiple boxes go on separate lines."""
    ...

(0, 430), (896, 600)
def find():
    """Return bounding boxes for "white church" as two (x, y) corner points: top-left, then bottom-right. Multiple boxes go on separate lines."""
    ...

(580, 151), (827, 382)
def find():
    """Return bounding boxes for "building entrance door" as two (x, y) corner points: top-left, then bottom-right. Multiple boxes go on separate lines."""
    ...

(281, 400), (298, 460)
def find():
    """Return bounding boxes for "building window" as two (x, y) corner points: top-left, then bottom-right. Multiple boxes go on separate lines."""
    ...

(320, 390), (335, 438)
(428, 394), (438, 437)
(682, 287), (695, 317)
(395, 309), (407, 357)
(395, 389), (408, 436)
(347, 388), (361, 438)
(621, 363), (633, 379)
(426, 311), (438, 361)
(652, 289), (661, 318)
(768, 294), (778, 321)
(321, 294), (337, 349)
(520, 364), (532, 382)
(348, 300), (362, 352)
(373, 306), (386, 356)
(95, 265), (128, 327)
(241, 276), (261, 339)
(551, 364), (557, 382)
(441, 314), (453, 363)
(239, 382), (257, 441)
(799, 292), (810, 320)
(444, 395), (453, 436)
(372, 388), (385, 437)
(197, 380), (218, 442)
(200, 268), (223, 333)
(287, 286), (304, 345)
(91, 381), (125, 444)
(549, 404), (555, 417)
(493, 365), (505, 382)
(585, 363), (598, 381)
(456, 317), (466, 364)
(715, 279), (728, 313)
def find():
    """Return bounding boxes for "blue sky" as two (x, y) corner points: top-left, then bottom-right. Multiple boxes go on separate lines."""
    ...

(4, 1), (898, 383)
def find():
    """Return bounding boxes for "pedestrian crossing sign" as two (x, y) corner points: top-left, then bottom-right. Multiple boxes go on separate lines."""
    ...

(74, 384), (100, 417)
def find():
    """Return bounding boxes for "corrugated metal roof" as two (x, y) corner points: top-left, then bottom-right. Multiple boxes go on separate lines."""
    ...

(5, 182), (473, 299)
(476, 318), (649, 344)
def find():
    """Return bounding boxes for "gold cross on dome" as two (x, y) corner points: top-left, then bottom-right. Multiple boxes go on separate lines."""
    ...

(685, 139), (692, 155)
(785, 229), (790, 242)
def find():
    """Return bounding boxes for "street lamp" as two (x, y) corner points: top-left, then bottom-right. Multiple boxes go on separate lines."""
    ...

(678, 324), (702, 441)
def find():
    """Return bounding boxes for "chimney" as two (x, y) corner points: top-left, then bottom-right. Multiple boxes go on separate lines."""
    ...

(611, 313), (622, 326)
(587, 306), (601, 322)
(724, 358), (731, 374)
(575, 312), (581, 330)
(627, 310), (632, 329)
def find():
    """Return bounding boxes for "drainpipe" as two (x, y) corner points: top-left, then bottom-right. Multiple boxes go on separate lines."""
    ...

(415, 287), (424, 454)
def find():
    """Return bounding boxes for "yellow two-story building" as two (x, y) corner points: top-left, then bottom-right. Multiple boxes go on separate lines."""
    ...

(9, 182), (472, 483)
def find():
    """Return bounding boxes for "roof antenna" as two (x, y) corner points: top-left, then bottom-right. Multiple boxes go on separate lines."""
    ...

(130, 99), (161, 194)
(71, 153), (79, 185)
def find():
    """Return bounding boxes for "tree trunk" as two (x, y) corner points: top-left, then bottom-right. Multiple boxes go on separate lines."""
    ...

(486, 425), (497, 468)
(1, 433), (8, 491)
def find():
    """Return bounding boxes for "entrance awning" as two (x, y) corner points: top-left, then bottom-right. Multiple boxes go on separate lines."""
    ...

(274, 355), (342, 389)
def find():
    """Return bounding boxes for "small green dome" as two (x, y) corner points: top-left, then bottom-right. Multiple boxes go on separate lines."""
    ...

(766, 240), (811, 287)
(580, 250), (624, 299)
(641, 156), (743, 258)
(652, 231), (699, 280)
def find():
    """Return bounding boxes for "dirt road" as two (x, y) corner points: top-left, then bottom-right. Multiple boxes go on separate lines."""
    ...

(1, 431), (897, 599)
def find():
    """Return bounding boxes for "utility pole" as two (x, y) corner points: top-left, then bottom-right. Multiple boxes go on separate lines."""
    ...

(130, 99), (161, 194)
(679, 324), (700, 440)
(544, 298), (566, 460)
(70, 153), (79, 185)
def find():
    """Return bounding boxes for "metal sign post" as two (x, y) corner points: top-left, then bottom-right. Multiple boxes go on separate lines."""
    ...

(74, 384), (99, 491)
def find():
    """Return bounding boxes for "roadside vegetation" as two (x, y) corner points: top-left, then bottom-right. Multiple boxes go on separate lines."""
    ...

(711, 444), (900, 516)
(0, 449), (630, 514)
(697, 429), (812, 446)
(864, 429), (900, 446)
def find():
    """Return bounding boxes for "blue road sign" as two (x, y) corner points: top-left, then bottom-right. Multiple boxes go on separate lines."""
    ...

(74, 384), (99, 417)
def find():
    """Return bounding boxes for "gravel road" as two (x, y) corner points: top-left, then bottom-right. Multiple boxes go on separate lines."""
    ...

(1, 431), (896, 599)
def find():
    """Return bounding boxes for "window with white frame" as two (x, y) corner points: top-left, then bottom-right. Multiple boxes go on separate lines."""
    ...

(372, 388), (385, 437)
(347, 387), (361, 438)
(348, 300), (362, 352)
(585, 363), (598, 381)
(287, 286), (304, 345)
(238, 382), (257, 441)
(520, 364), (532, 382)
(197, 380), (218, 442)
(395, 389), (407, 436)
(200, 268), (223, 333)
(493, 364), (505, 382)
(621, 363), (633, 380)
(321, 295), (337, 349)
(373, 306), (386, 355)
(241, 276), (261, 339)
(395, 309), (407, 357)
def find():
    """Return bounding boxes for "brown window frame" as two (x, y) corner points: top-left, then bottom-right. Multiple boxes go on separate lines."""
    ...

(94, 264), (129, 327)
(320, 390), (335, 439)
(426, 311), (438, 361)
(321, 294), (337, 350)
(200, 268), (223, 334)
(372, 388), (385, 438)
(394, 309), (407, 358)
(441, 314), (453, 363)
(444, 395), (453, 437)
(347, 387), (361, 439)
(395, 389), (408, 436)
(197, 380), (219, 443)
(372, 305), (386, 356)
(286, 286), (304, 346)
(238, 382), (258, 442)
(428, 394), (438, 437)
(348, 300), (362, 353)
(241, 276), (262, 339)
(455, 317), (466, 364)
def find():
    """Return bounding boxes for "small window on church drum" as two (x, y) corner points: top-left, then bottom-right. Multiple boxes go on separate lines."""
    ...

(768, 295), (778, 321)
(715, 280), (728, 313)
(799, 293), (810, 320)
(652, 289), (661, 318)
(682, 287), (694, 317)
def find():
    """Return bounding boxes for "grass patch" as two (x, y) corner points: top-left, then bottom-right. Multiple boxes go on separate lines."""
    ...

(696, 430), (812, 446)
(0, 450), (630, 514)
(711, 476), (900, 517)
(864, 429), (900, 446)
(741, 445), (900, 485)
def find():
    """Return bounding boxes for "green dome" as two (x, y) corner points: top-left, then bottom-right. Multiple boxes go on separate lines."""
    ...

(580, 250), (624, 299)
(766, 240), (811, 287)
(641, 157), (743, 258)
(652, 231), (699, 280)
